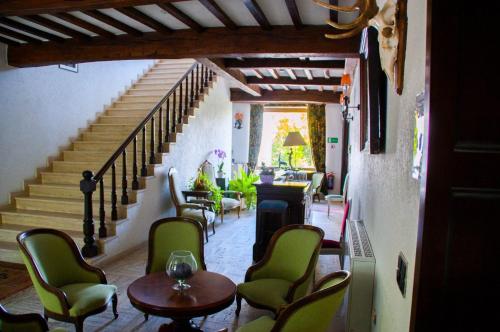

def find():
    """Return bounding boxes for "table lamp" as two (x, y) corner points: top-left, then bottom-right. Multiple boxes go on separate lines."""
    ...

(283, 131), (306, 170)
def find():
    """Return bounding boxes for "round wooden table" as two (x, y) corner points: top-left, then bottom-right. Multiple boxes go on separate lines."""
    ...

(127, 271), (236, 332)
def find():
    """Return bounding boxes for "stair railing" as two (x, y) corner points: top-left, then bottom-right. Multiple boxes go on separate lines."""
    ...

(80, 62), (215, 257)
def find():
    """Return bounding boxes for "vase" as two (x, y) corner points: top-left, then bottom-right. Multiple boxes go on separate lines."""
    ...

(166, 250), (198, 291)
(217, 171), (224, 178)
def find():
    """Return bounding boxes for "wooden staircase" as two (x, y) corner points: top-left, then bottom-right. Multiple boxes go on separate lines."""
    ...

(0, 59), (216, 264)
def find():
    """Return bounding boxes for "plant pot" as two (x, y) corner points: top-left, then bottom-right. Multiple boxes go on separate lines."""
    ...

(217, 171), (225, 178)
(260, 174), (274, 184)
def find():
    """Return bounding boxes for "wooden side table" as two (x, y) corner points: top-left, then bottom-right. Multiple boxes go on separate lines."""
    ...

(127, 271), (236, 332)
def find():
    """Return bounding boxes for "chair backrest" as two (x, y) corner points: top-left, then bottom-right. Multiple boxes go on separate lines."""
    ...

(168, 167), (186, 207)
(200, 160), (216, 185)
(146, 217), (207, 274)
(339, 199), (351, 241)
(252, 225), (324, 297)
(0, 304), (48, 332)
(272, 271), (351, 332)
(342, 173), (350, 204)
(311, 172), (324, 192)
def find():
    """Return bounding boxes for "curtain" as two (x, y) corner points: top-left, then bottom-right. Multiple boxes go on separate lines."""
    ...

(307, 104), (328, 194)
(248, 104), (264, 171)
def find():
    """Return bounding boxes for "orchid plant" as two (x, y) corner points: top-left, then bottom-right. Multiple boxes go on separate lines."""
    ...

(213, 148), (226, 173)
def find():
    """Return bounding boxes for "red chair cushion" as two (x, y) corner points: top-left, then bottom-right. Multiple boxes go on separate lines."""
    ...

(322, 201), (350, 248)
(322, 239), (341, 248)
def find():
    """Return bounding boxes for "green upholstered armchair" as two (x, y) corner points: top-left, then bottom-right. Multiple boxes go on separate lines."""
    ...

(0, 304), (68, 332)
(16, 228), (118, 332)
(169, 167), (216, 242)
(235, 270), (351, 332)
(236, 225), (324, 316)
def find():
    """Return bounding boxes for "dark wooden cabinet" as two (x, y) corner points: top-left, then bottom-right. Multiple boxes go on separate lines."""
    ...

(252, 181), (310, 261)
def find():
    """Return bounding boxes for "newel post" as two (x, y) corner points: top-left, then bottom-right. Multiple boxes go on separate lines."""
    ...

(80, 170), (99, 258)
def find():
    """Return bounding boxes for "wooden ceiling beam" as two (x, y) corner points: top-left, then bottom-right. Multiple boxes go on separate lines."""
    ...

(0, 26), (42, 44)
(286, 68), (297, 80)
(243, 0), (271, 30)
(225, 58), (345, 70)
(251, 69), (263, 79)
(197, 58), (261, 97)
(115, 7), (171, 34)
(7, 26), (360, 67)
(23, 15), (92, 41)
(285, 0), (302, 28)
(83, 10), (143, 36)
(304, 68), (313, 80)
(0, 17), (65, 42)
(156, 3), (204, 33)
(199, 0), (237, 30)
(268, 68), (279, 79)
(0, 1), (190, 16)
(230, 89), (340, 104)
(52, 13), (116, 38)
(246, 76), (341, 86)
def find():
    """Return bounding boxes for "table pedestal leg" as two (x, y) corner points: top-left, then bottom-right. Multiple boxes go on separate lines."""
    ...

(159, 319), (202, 332)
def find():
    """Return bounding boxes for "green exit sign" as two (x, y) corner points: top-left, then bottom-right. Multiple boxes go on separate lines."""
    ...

(328, 137), (339, 143)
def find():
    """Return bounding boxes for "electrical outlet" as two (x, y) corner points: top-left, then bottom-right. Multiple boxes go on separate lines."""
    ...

(397, 252), (407, 297)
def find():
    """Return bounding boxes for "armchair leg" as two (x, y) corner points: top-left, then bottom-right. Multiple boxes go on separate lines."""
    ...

(75, 317), (84, 332)
(205, 225), (209, 243)
(235, 294), (242, 316)
(220, 205), (224, 223)
(237, 206), (241, 218)
(212, 221), (216, 234)
(112, 293), (119, 319)
(144, 313), (149, 321)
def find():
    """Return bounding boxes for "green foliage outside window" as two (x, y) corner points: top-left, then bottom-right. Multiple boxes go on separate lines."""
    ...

(271, 114), (313, 168)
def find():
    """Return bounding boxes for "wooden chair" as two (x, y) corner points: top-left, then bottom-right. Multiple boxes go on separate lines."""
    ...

(0, 304), (67, 332)
(320, 199), (351, 269)
(200, 160), (242, 222)
(235, 271), (351, 332)
(16, 229), (118, 332)
(311, 172), (325, 202)
(236, 225), (324, 316)
(325, 173), (349, 216)
(168, 167), (216, 242)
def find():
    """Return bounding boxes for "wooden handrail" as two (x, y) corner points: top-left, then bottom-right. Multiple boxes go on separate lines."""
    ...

(93, 62), (197, 181)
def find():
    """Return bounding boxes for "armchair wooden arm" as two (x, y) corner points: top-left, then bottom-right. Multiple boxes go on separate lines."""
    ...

(0, 304), (50, 331)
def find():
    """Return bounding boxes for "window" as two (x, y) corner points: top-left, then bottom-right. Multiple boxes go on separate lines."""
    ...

(257, 111), (313, 168)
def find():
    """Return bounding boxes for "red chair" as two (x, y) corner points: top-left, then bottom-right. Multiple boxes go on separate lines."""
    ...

(320, 199), (350, 269)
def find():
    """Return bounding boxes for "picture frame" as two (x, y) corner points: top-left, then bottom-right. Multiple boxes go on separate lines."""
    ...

(59, 63), (78, 73)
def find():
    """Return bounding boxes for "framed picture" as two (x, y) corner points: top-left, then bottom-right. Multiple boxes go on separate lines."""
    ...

(59, 63), (78, 73)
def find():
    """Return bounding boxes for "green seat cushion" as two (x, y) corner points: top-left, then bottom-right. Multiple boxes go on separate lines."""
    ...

(182, 208), (215, 224)
(60, 283), (116, 317)
(222, 197), (240, 210)
(237, 278), (291, 311)
(236, 315), (275, 332)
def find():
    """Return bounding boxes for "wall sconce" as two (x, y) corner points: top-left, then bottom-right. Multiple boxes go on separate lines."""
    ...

(339, 74), (359, 122)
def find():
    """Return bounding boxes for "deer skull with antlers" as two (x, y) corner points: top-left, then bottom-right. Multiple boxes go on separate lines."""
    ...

(313, 0), (407, 95)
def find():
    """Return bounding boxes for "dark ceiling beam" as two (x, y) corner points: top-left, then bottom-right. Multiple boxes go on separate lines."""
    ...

(23, 15), (92, 41)
(7, 26), (360, 67)
(199, 0), (237, 30)
(285, 0), (302, 28)
(0, 26), (42, 44)
(197, 58), (261, 97)
(0, 36), (21, 46)
(0, 1), (190, 16)
(225, 58), (345, 70)
(243, 0), (271, 30)
(0, 17), (65, 42)
(246, 76), (341, 86)
(230, 89), (340, 104)
(83, 10), (143, 37)
(52, 13), (116, 38)
(115, 7), (171, 34)
(156, 3), (204, 33)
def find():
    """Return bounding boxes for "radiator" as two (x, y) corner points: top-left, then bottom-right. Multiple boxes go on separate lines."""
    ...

(344, 219), (375, 332)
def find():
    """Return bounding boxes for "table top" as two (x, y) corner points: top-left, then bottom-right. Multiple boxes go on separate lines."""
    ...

(127, 271), (236, 319)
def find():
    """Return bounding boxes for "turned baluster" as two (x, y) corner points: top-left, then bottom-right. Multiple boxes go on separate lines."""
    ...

(209, 69), (213, 81)
(179, 81), (183, 123)
(149, 116), (156, 164)
(99, 178), (106, 238)
(158, 106), (163, 152)
(111, 163), (118, 220)
(141, 126), (147, 176)
(204, 66), (209, 87)
(200, 65), (205, 94)
(132, 137), (139, 190)
(184, 77), (189, 116)
(80, 170), (98, 257)
(165, 98), (170, 142)
(195, 64), (200, 100)
(121, 149), (128, 205)
(190, 69), (195, 107)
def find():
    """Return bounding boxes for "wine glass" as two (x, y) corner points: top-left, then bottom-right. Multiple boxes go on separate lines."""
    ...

(166, 250), (198, 291)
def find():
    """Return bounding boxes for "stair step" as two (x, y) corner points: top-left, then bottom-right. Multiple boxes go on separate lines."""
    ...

(52, 160), (149, 174)
(106, 109), (150, 117)
(63, 150), (147, 162)
(113, 101), (157, 108)
(41, 171), (147, 187)
(97, 116), (145, 125)
(28, 183), (141, 200)
(0, 223), (84, 246)
(73, 141), (121, 151)
(126, 89), (166, 96)
(14, 196), (129, 218)
(0, 241), (23, 264)
(90, 123), (136, 132)
(1, 209), (96, 232)
(118, 95), (163, 103)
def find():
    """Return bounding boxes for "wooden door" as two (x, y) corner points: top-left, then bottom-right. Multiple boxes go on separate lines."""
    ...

(411, 1), (500, 330)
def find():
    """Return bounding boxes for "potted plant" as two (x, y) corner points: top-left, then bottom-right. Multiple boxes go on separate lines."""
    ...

(229, 169), (259, 209)
(214, 148), (226, 178)
(189, 172), (223, 213)
(259, 163), (275, 184)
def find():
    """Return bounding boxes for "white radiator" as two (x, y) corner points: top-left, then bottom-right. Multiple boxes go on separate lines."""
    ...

(344, 219), (375, 332)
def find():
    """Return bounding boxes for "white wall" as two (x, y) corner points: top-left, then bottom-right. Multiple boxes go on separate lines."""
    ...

(325, 104), (343, 194)
(231, 103), (250, 163)
(347, 0), (426, 331)
(0, 60), (154, 206)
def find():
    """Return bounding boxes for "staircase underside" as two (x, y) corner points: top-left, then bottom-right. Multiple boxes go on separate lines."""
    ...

(0, 59), (216, 264)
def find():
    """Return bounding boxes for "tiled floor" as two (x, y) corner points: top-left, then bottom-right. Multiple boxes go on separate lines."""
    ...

(2, 201), (344, 331)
